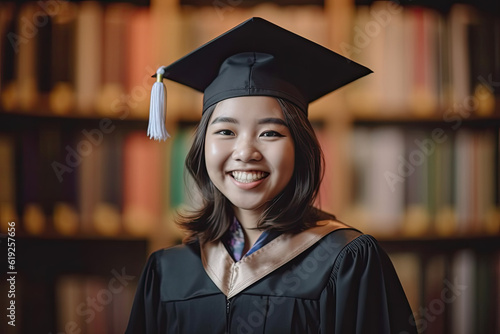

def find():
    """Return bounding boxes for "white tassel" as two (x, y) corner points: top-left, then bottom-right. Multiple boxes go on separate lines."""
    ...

(147, 66), (170, 141)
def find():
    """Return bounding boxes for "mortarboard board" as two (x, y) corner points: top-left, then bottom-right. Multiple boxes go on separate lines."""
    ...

(148, 17), (372, 141)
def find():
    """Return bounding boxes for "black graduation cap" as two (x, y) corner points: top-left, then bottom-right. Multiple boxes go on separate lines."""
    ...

(148, 17), (372, 141)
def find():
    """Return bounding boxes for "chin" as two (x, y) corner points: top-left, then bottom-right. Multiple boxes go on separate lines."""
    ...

(228, 198), (270, 213)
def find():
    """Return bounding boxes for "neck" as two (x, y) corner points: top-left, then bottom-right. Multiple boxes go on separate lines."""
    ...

(233, 207), (263, 250)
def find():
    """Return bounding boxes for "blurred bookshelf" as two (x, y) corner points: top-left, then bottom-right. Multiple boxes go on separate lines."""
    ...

(0, 0), (499, 333)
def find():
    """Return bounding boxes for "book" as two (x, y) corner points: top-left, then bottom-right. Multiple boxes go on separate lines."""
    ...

(381, 2), (409, 115)
(364, 127), (406, 236)
(467, 12), (498, 116)
(125, 8), (153, 118)
(423, 254), (447, 334)
(48, 1), (77, 115)
(83, 276), (110, 334)
(96, 3), (133, 116)
(0, 2), (17, 111)
(20, 128), (46, 235)
(475, 131), (496, 233)
(402, 130), (432, 236)
(53, 127), (80, 236)
(450, 250), (475, 334)
(407, 7), (439, 117)
(122, 131), (163, 237)
(475, 251), (497, 333)
(56, 275), (86, 334)
(75, 1), (103, 115)
(78, 129), (103, 234)
(93, 130), (123, 236)
(454, 130), (473, 234)
(435, 12), (452, 114)
(343, 127), (371, 232)
(35, 10), (53, 111)
(448, 5), (473, 111)
(169, 126), (191, 210)
(0, 134), (17, 233)
(433, 132), (456, 236)
(14, 3), (39, 112)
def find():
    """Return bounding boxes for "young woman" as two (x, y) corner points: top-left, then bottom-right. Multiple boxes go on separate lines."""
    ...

(126, 18), (417, 334)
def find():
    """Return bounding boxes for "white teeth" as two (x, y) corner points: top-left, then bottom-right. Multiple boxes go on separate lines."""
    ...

(231, 171), (267, 183)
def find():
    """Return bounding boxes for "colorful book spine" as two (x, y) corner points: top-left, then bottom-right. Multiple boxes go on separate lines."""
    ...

(122, 131), (163, 237)
(75, 1), (103, 115)
(0, 134), (17, 233)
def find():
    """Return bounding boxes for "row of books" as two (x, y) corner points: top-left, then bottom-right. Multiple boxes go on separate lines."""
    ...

(1, 272), (139, 334)
(345, 2), (500, 118)
(12, 249), (500, 334)
(1, 2), (498, 119)
(0, 1), (158, 118)
(0, 119), (498, 238)
(0, 121), (196, 239)
(321, 125), (500, 237)
(54, 274), (137, 334)
(390, 248), (500, 334)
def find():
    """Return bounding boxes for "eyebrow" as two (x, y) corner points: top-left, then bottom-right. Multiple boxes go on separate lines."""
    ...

(210, 116), (287, 126)
(210, 116), (238, 125)
(258, 118), (287, 126)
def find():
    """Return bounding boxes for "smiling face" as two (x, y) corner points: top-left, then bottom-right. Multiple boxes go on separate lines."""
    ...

(204, 96), (295, 219)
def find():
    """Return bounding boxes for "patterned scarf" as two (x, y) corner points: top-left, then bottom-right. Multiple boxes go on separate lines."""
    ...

(222, 217), (281, 262)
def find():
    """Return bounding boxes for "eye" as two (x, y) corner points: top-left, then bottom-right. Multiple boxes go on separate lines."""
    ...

(260, 130), (284, 137)
(215, 129), (235, 136)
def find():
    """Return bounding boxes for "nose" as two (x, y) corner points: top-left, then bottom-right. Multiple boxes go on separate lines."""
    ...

(232, 137), (262, 162)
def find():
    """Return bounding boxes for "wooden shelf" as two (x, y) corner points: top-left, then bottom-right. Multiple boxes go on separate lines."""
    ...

(0, 111), (149, 125)
(353, 116), (500, 128)
(378, 234), (500, 253)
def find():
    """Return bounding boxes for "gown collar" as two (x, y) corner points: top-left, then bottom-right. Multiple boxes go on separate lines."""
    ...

(222, 217), (281, 262)
(201, 219), (349, 299)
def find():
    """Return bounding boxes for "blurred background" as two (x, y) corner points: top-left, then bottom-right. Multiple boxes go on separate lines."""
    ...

(0, 0), (499, 333)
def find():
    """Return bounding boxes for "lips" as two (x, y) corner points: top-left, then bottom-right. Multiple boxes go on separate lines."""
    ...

(231, 171), (269, 183)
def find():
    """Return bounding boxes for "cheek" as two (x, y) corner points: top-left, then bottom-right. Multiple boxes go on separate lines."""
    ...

(205, 138), (218, 158)
(204, 138), (228, 174)
(274, 142), (295, 179)
(204, 140), (216, 173)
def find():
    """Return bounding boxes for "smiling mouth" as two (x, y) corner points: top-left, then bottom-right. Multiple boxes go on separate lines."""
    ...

(231, 171), (269, 183)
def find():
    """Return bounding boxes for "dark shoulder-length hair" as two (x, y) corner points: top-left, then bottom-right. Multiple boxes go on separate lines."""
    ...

(177, 97), (332, 243)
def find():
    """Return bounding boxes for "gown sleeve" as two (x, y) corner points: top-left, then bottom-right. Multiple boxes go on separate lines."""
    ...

(329, 234), (418, 334)
(125, 251), (162, 334)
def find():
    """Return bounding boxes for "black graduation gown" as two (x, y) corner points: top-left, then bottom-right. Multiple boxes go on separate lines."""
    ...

(125, 221), (417, 334)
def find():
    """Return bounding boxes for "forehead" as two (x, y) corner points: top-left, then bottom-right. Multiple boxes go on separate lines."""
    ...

(210, 96), (285, 121)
